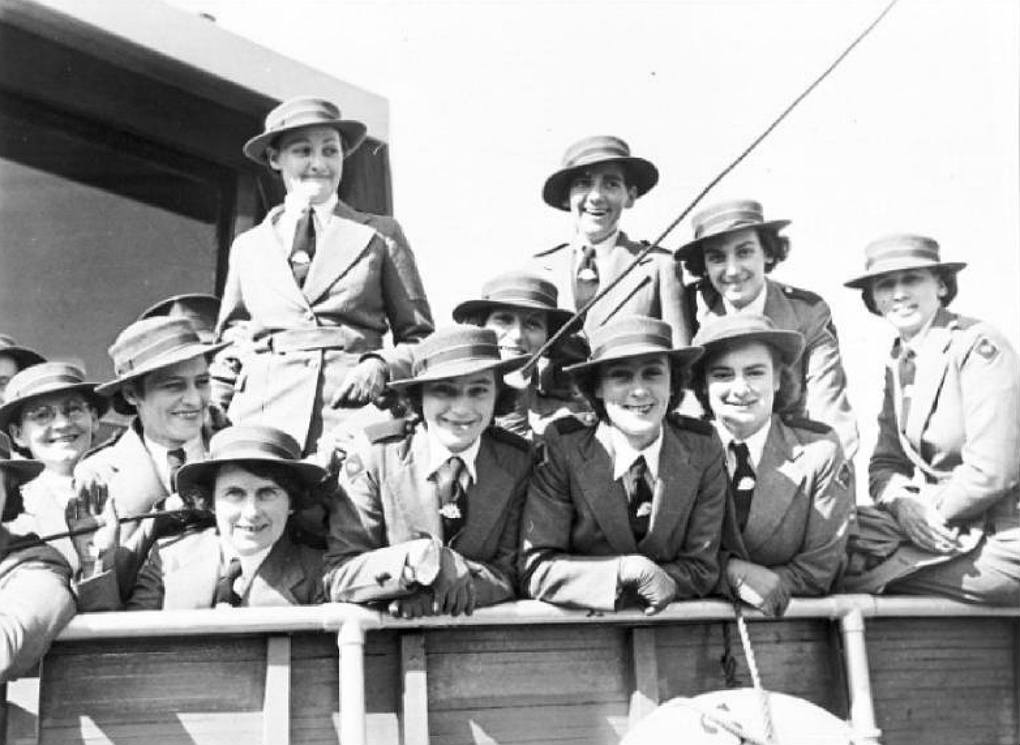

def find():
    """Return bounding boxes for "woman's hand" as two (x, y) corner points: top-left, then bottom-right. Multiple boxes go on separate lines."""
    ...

(331, 357), (388, 408)
(432, 547), (476, 616)
(618, 555), (677, 615)
(65, 486), (119, 577)
(727, 558), (790, 617)
(387, 590), (435, 620)
(891, 492), (960, 554)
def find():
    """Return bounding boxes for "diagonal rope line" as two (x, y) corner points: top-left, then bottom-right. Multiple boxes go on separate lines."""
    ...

(521, 0), (901, 373)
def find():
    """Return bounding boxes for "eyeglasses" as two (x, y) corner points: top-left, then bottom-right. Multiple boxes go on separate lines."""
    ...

(22, 399), (93, 426)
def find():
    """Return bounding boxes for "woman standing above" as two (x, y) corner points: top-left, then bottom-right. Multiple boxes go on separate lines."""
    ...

(218, 97), (434, 454)
(452, 270), (593, 438)
(691, 315), (852, 617)
(842, 234), (1019, 605)
(675, 200), (858, 458)
(325, 326), (532, 618)
(520, 316), (727, 615)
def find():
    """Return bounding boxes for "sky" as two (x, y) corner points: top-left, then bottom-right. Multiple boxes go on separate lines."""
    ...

(164, 0), (1019, 480)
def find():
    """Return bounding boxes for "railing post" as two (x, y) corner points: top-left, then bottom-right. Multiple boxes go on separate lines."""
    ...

(337, 619), (367, 745)
(0, 682), (7, 745)
(839, 608), (882, 745)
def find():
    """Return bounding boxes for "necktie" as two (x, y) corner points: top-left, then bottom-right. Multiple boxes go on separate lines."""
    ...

(574, 246), (599, 312)
(290, 208), (316, 287)
(166, 448), (186, 493)
(435, 456), (468, 545)
(626, 456), (654, 542)
(898, 347), (916, 431)
(730, 442), (755, 531)
(214, 557), (243, 607)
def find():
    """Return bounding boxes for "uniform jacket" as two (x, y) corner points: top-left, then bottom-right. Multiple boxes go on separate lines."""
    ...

(217, 200), (434, 449)
(725, 415), (852, 598)
(0, 530), (75, 682)
(870, 308), (1020, 524)
(530, 232), (692, 344)
(126, 527), (324, 610)
(519, 415), (728, 611)
(690, 277), (859, 458)
(324, 423), (532, 608)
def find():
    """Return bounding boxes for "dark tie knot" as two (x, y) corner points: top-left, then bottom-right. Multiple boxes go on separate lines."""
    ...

(214, 557), (243, 607)
(436, 456), (465, 496)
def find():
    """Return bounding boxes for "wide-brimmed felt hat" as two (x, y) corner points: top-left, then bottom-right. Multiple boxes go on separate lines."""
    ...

(243, 96), (368, 165)
(388, 326), (528, 390)
(0, 432), (43, 478)
(176, 425), (326, 496)
(675, 199), (791, 261)
(692, 314), (805, 368)
(452, 271), (575, 335)
(843, 233), (967, 289)
(0, 335), (46, 371)
(139, 293), (221, 343)
(0, 362), (109, 432)
(564, 316), (703, 375)
(96, 317), (229, 414)
(542, 135), (659, 210)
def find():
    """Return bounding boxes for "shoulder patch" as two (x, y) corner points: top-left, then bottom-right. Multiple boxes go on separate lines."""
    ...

(974, 337), (1000, 362)
(667, 413), (715, 435)
(486, 425), (532, 452)
(364, 417), (413, 444)
(533, 242), (570, 259)
(782, 415), (833, 434)
(778, 283), (824, 306)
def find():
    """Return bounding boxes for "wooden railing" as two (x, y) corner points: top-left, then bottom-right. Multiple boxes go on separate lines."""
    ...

(4, 595), (1019, 745)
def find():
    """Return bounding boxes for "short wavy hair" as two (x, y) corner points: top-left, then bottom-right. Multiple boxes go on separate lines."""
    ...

(683, 227), (790, 279)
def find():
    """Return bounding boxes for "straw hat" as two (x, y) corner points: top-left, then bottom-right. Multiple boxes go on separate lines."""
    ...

(452, 271), (575, 335)
(0, 335), (45, 370)
(692, 314), (805, 368)
(843, 233), (966, 289)
(138, 293), (221, 343)
(0, 362), (108, 432)
(675, 199), (790, 261)
(243, 96), (368, 164)
(563, 316), (702, 375)
(387, 326), (528, 389)
(542, 135), (658, 209)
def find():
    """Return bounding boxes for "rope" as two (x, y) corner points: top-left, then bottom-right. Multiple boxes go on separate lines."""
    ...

(734, 602), (777, 745)
(520, 0), (902, 375)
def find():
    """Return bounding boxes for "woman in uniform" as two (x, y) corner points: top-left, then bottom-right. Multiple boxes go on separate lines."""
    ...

(325, 326), (532, 618)
(519, 315), (727, 615)
(691, 315), (852, 617)
(842, 234), (1020, 605)
(217, 96), (434, 454)
(675, 199), (858, 458)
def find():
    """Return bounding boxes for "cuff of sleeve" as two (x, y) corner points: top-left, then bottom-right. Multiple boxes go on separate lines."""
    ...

(404, 538), (442, 587)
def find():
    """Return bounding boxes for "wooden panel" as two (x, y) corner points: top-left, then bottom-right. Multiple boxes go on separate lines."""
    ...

(868, 618), (1018, 745)
(401, 633), (429, 745)
(655, 620), (845, 714)
(262, 636), (291, 745)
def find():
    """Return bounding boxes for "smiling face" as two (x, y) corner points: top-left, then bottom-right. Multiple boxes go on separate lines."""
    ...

(703, 228), (769, 309)
(10, 391), (100, 475)
(869, 268), (947, 340)
(213, 464), (292, 557)
(566, 162), (636, 244)
(122, 357), (211, 448)
(595, 353), (670, 450)
(267, 125), (344, 205)
(705, 341), (777, 441)
(483, 306), (549, 358)
(421, 370), (497, 453)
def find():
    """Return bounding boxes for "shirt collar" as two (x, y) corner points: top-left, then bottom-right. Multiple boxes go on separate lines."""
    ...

(713, 416), (771, 471)
(573, 229), (620, 260)
(219, 539), (274, 589)
(425, 427), (481, 484)
(142, 432), (205, 492)
(722, 283), (768, 317)
(606, 422), (664, 481)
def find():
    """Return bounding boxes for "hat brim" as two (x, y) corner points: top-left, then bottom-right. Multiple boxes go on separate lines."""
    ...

(0, 382), (109, 433)
(95, 340), (230, 399)
(176, 457), (327, 497)
(243, 120), (368, 165)
(0, 348), (46, 369)
(387, 354), (530, 390)
(0, 457), (44, 479)
(843, 260), (967, 289)
(564, 345), (704, 376)
(675, 220), (791, 261)
(542, 157), (659, 210)
(697, 329), (806, 368)
(451, 300), (576, 337)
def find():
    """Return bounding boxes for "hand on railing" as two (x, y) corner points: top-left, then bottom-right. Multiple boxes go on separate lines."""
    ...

(618, 555), (677, 616)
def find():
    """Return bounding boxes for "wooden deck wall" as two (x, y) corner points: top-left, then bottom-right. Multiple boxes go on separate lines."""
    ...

(4, 600), (1018, 745)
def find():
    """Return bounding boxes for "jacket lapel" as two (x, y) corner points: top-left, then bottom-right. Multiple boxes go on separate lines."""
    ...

(245, 534), (301, 606)
(638, 423), (696, 553)
(593, 233), (654, 328)
(301, 203), (377, 306)
(576, 424), (638, 554)
(453, 435), (514, 557)
(384, 428), (441, 541)
(742, 418), (802, 554)
(904, 308), (954, 447)
(161, 529), (220, 608)
(114, 426), (169, 503)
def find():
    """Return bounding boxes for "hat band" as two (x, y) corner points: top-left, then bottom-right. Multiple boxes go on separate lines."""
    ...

(114, 334), (203, 376)
(10, 372), (88, 397)
(268, 109), (344, 133)
(209, 439), (299, 462)
(563, 143), (630, 168)
(591, 332), (672, 361)
(414, 343), (501, 376)
(865, 246), (941, 270)
(485, 288), (558, 308)
(695, 210), (765, 239)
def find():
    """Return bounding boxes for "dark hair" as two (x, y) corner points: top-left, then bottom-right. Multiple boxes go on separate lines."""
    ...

(400, 372), (520, 422)
(180, 459), (309, 512)
(690, 342), (798, 417)
(683, 227), (790, 279)
(573, 357), (689, 422)
(860, 266), (959, 315)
